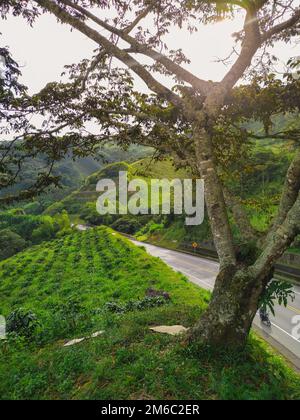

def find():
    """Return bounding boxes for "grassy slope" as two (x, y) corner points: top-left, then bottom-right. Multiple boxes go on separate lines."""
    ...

(0, 228), (299, 400)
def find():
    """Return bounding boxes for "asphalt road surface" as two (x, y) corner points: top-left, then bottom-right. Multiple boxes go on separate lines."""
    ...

(130, 239), (300, 366)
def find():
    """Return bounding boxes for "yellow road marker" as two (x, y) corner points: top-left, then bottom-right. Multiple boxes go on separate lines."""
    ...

(287, 305), (300, 315)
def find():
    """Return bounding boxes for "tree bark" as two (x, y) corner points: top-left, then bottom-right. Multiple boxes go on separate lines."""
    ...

(190, 265), (272, 348)
(193, 126), (236, 269)
(223, 187), (258, 243)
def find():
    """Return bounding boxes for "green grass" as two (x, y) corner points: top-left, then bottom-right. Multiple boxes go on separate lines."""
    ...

(0, 228), (205, 319)
(0, 227), (299, 400)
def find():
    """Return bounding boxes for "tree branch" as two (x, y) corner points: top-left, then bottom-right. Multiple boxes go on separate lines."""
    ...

(223, 186), (259, 243)
(262, 148), (300, 245)
(58, 0), (215, 96)
(252, 192), (300, 279)
(123, 2), (157, 34)
(220, 8), (262, 92)
(262, 8), (300, 42)
(34, 0), (183, 108)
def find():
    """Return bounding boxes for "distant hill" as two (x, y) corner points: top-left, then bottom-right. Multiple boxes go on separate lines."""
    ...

(44, 157), (212, 247)
(44, 157), (190, 217)
(44, 142), (299, 252)
(0, 143), (152, 211)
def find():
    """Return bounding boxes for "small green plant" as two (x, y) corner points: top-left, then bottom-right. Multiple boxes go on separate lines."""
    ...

(58, 297), (86, 330)
(104, 296), (168, 314)
(6, 308), (39, 338)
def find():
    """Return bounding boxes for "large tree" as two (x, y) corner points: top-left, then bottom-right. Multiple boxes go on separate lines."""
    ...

(1, 0), (300, 349)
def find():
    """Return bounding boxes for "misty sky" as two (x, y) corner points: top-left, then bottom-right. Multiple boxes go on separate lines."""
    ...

(1, 11), (299, 95)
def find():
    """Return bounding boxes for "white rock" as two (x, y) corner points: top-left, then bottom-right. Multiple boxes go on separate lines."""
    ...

(149, 325), (189, 336)
(63, 331), (105, 347)
(64, 338), (86, 347)
(90, 331), (105, 338)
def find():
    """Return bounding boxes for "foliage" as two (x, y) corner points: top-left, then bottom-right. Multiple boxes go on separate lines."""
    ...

(104, 296), (168, 314)
(48, 150), (297, 252)
(23, 201), (44, 215)
(0, 227), (207, 342)
(56, 297), (87, 330)
(260, 281), (295, 316)
(0, 211), (73, 260)
(1, 305), (300, 400)
(0, 228), (27, 261)
(6, 308), (39, 339)
(80, 202), (114, 226)
(31, 216), (57, 243)
(111, 216), (144, 235)
(0, 227), (299, 399)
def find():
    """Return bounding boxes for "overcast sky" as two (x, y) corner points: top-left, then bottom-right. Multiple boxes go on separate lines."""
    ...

(0, 10), (299, 142)
(1, 11), (299, 95)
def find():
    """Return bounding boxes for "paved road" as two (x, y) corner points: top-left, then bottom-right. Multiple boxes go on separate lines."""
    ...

(131, 239), (300, 364)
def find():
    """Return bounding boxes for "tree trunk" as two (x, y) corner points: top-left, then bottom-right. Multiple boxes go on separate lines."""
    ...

(190, 266), (273, 349)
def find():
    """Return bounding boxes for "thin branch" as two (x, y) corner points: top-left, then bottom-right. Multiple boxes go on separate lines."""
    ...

(58, 0), (215, 95)
(123, 2), (156, 34)
(262, 8), (300, 42)
(35, 0), (183, 108)
(79, 50), (106, 92)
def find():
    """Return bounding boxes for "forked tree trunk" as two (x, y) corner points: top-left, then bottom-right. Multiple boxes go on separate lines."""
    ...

(190, 266), (273, 349)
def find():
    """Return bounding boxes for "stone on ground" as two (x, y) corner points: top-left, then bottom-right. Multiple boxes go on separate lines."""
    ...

(149, 325), (188, 336)
(63, 330), (105, 347)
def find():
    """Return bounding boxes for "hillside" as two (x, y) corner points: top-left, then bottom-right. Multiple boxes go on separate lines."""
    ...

(44, 158), (190, 216)
(45, 147), (300, 253)
(0, 144), (151, 213)
(0, 227), (299, 400)
(44, 158), (212, 244)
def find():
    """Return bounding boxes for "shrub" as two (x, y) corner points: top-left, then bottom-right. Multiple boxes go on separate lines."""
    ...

(43, 201), (65, 216)
(0, 229), (27, 261)
(31, 216), (57, 243)
(23, 202), (44, 215)
(57, 297), (87, 330)
(80, 202), (113, 225)
(111, 216), (142, 235)
(6, 309), (39, 338)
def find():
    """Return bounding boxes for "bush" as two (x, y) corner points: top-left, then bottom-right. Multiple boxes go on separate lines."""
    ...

(31, 216), (57, 243)
(111, 216), (142, 235)
(0, 213), (40, 241)
(23, 202), (44, 215)
(6, 309), (39, 338)
(43, 201), (65, 216)
(0, 229), (27, 261)
(54, 211), (72, 233)
(80, 202), (113, 225)
(57, 297), (87, 330)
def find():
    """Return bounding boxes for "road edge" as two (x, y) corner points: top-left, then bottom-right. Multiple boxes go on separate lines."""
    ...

(253, 325), (300, 373)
